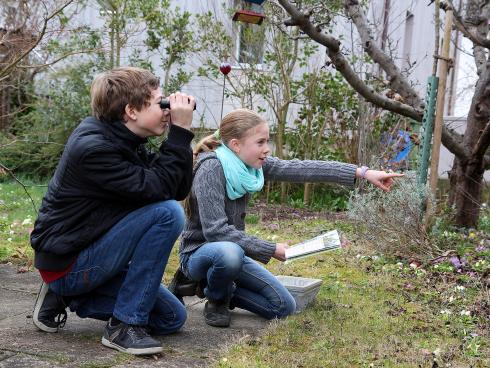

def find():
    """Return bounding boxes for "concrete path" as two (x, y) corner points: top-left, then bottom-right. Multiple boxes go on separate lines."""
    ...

(0, 264), (267, 367)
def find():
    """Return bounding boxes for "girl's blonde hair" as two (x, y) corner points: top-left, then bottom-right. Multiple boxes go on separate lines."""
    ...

(184, 108), (267, 215)
(193, 108), (267, 160)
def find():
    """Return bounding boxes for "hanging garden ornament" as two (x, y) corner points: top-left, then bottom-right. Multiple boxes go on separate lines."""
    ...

(219, 61), (232, 75)
(232, 0), (266, 25)
(219, 61), (232, 121)
(232, 9), (265, 25)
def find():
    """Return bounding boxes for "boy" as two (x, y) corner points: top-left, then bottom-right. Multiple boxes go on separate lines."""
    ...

(30, 67), (195, 355)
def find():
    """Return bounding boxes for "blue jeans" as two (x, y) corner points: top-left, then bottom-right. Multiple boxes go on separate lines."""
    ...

(181, 242), (296, 320)
(49, 200), (186, 335)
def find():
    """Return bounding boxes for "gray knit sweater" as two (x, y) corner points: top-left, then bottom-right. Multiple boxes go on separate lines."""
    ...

(179, 152), (357, 264)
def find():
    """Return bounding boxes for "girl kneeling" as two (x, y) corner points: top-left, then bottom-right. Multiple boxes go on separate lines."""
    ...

(179, 108), (401, 327)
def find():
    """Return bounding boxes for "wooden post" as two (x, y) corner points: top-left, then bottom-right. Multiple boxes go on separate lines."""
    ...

(427, 9), (453, 215)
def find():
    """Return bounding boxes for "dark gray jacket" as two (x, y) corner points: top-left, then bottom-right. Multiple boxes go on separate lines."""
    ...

(179, 152), (357, 264)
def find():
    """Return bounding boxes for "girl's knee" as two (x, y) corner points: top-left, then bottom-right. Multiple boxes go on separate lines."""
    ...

(271, 292), (296, 319)
(216, 242), (245, 275)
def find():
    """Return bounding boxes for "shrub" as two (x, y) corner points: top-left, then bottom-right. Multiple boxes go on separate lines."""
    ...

(347, 171), (440, 260)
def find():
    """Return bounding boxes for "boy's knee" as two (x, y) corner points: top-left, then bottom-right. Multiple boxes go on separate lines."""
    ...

(153, 200), (185, 232)
(170, 303), (187, 332)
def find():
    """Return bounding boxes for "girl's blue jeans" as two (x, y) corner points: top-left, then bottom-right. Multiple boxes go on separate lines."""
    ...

(49, 200), (186, 335)
(181, 241), (296, 320)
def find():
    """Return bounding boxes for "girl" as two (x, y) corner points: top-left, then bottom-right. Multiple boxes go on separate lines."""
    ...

(177, 108), (402, 327)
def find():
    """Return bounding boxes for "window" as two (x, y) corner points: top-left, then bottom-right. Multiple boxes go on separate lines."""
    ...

(402, 11), (414, 70)
(234, 1), (265, 65)
(237, 22), (265, 65)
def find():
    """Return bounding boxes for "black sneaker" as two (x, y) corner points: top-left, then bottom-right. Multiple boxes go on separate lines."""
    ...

(101, 319), (163, 355)
(32, 282), (68, 333)
(168, 267), (206, 303)
(204, 300), (230, 328)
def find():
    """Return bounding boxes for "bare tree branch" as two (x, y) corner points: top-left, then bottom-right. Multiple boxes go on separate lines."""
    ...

(277, 0), (423, 121)
(0, 0), (74, 81)
(343, 0), (424, 109)
(446, 0), (490, 49)
(16, 48), (105, 69)
(0, 162), (37, 214)
(442, 125), (470, 161)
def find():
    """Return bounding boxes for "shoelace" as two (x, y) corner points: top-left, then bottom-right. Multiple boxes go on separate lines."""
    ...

(127, 325), (150, 341)
(56, 310), (68, 330)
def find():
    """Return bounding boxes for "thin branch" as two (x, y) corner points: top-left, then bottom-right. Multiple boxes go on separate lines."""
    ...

(277, 0), (423, 121)
(16, 48), (105, 69)
(0, 162), (38, 214)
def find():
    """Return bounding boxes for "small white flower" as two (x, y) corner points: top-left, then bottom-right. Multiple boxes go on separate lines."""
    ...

(460, 310), (471, 316)
(440, 309), (451, 315)
(7, 237), (12, 242)
(372, 255), (380, 261)
(9, 230), (14, 235)
(396, 262), (403, 268)
(21, 218), (32, 226)
(449, 296), (455, 302)
(409, 263), (418, 269)
(455, 286), (465, 292)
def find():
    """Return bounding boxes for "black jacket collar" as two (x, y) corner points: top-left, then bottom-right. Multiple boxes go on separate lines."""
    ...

(105, 120), (148, 148)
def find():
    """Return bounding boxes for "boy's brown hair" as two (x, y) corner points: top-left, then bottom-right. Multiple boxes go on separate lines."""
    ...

(90, 67), (160, 123)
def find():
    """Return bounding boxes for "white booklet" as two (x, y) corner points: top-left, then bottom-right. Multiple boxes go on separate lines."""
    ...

(285, 230), (341, 263)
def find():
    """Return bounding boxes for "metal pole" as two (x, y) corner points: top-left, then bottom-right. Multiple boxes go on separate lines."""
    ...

(417, 75), (439, 187)
(220, 74), (226, 122)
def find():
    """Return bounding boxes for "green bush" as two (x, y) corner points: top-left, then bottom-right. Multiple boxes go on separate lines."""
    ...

(1, 61), (106, 179)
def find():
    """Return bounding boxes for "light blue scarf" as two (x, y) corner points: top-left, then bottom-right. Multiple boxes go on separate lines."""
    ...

(215, 144), (264, 200)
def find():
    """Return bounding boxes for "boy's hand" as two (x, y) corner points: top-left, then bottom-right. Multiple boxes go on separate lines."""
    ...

(168, 92), (195, 130)
(273, 242), (289, 262)
(363, 169), (404, 192)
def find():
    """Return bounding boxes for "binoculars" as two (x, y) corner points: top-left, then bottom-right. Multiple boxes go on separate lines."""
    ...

(159, 99), (197, 110)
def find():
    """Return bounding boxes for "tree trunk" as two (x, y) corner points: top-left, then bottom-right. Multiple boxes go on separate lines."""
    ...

(448, 156), (485, 228)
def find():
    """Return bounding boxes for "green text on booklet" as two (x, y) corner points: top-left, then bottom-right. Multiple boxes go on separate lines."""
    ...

(285, 230), (341, 263)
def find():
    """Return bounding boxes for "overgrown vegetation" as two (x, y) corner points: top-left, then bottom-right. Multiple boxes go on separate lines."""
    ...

(1, 181), (488, 367)
(214, 206), (490, 367)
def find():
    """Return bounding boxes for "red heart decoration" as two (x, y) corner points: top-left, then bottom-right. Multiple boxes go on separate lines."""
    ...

(220, 62), (232, 75)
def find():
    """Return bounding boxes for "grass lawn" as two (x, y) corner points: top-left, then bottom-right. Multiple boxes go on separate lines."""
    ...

(0, 181), (488, 367)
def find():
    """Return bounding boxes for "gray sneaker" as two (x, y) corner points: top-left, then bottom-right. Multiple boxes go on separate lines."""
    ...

(204, 300), (231, 327)
(101, 319), (163, 355)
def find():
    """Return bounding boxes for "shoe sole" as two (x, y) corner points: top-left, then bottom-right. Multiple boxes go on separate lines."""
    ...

(101, 337), (163, 355)
(204, 317), (230, 328)
(33, 283), (58, 333)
